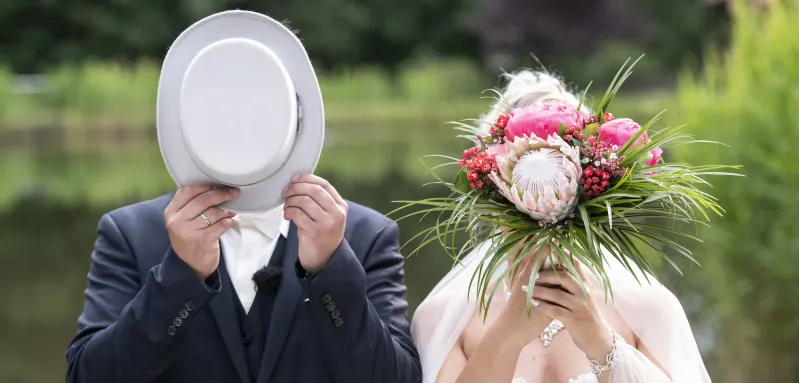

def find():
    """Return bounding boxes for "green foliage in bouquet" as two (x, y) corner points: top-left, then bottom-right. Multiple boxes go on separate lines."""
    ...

(389, 57), (740, 315)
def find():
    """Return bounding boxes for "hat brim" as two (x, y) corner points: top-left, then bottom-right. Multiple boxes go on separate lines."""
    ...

(157, 11), (324, 213)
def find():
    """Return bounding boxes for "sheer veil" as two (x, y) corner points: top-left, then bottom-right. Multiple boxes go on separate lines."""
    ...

(410, 71), (711, 383)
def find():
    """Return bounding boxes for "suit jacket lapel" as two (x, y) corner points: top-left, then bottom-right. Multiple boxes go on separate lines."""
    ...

(209, 247), (251, 383)
(258, 223), (302, 382)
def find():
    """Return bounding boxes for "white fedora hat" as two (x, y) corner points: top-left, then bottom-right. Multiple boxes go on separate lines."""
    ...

(157, 10), (324, 213)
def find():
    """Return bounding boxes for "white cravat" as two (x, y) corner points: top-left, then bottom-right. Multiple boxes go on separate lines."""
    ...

(220, 206), (290, 314)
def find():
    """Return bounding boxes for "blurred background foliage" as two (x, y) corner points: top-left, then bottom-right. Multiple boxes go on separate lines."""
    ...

(0, 0), (796, 381)
(673, 1), (799, 381)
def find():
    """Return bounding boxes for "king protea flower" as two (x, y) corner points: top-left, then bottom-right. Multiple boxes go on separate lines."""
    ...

(488, 134), (582, 225)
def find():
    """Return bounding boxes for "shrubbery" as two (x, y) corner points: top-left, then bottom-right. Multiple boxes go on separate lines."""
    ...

(671, 1), (799, 380)
(0, 59), (491, 129)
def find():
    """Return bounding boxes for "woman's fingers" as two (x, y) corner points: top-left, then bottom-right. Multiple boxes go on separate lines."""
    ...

(531, 298), (571, 319)
(509, 245), (552, 288)
(519, 284), (574, 320)
(528, 285), (576, 311)
(536, 269), (582, 295)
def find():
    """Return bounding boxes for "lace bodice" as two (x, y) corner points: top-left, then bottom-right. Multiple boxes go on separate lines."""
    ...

(512, 374), (597, 383)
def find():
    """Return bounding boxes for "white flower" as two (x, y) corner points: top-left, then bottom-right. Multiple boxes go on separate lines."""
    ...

(488, 134), (581, 225)
(569, 374), (598, 383)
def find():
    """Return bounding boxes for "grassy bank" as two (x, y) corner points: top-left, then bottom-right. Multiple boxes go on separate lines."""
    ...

(0, 59), (490, 129)
(0, 58), (668, 129)
(0, 58), (672, 209)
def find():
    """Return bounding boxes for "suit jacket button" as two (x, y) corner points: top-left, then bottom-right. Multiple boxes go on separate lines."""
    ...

(330, 309), (340, 320)
(168, 325), (177, 336)
(173, 317), (184, 327)
(334, 317), (344, 328)
(326, 302), (336, 312)
(179, 309), (189, 319)
(185, 300), (196, 311)
(321, 294), (332, 304)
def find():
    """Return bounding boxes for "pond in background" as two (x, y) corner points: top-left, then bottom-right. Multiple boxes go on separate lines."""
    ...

(0, 118), (463, 209)
(0, 116), (471, 381)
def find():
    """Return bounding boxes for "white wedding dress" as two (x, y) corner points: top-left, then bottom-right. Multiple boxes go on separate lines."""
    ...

(411, 242), (712, 383)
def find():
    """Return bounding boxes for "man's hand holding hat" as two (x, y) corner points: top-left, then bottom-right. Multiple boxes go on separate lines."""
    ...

(282, 173), (347, 273)
(164, 185), (239, 279)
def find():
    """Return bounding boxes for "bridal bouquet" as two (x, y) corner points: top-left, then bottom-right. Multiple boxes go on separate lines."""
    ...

(391, 58), (739, 313)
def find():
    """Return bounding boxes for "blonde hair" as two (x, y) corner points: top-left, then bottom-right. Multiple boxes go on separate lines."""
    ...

(479, 70), (591, 134)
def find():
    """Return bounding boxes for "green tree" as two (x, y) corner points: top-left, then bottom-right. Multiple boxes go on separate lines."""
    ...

(672, 2), (799, 380)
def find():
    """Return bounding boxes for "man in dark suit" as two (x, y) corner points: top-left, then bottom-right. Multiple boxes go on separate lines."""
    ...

(65, 174), (422, 382)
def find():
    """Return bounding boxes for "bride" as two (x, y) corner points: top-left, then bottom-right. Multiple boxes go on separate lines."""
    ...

(411, 71), (712, 383)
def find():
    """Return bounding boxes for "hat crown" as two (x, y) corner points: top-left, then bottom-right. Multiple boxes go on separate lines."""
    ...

(179, 37), (298, 186)
(158, 11), (324, 213)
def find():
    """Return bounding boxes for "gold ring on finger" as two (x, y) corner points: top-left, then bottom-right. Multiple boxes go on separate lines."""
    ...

(200, 213), (211, 227)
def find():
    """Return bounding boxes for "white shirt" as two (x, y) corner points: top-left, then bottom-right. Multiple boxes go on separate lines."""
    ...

(220, 206), (290, 314)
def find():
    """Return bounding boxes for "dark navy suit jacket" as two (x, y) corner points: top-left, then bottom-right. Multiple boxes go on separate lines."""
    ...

(65, 194), (421, 383)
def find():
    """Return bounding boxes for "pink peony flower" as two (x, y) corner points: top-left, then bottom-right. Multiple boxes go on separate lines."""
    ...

(504, 102), (586, 142)
(598, 118), (647, 148)
(647, 147), (663, 166)
(599, 118), (664, 168)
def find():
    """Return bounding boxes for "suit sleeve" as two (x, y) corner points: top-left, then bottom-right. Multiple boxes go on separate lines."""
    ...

(296, 222), (422, 383)
(65, 214), (221, 383)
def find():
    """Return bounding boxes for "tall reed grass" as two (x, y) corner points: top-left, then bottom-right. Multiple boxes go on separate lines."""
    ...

(0, 59), (490, 129)
(671, 1), (799, 380)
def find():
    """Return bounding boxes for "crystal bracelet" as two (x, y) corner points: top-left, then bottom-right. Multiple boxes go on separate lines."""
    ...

(587, 329), (625, 376)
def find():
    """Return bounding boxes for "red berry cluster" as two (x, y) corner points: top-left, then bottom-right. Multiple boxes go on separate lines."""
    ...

(582, 136), (610, 156)
(578, 136), (626, 199)
(488, 114), (509, 143)
(581, 166), (611, 198)
(562, 126), (584, 142)
(459, 147), (498, 190)
(583, 112), (615, 126)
